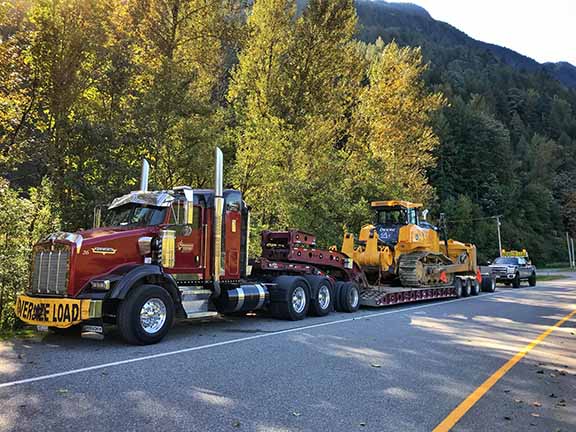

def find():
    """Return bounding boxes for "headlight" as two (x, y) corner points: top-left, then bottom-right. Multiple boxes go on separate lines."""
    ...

(138, 236), (153, 255)
(507, 266), (516, 273)
(91, 280), (110, 291)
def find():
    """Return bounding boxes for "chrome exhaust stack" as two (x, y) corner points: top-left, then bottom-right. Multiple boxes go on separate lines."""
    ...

(140, 159), (150, 192)
(213, 148), (224, 297)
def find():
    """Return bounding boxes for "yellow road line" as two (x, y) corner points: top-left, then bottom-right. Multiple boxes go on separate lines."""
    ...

(433, 308), (576, 432)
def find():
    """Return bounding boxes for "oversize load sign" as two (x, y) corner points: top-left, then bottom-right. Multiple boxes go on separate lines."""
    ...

(15, 296), (86, 328)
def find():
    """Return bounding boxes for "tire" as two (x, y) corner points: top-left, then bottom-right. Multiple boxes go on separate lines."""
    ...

(454, 278), (463, 298)
(338, 282), (360, 313)
(471, 279), (480, 296)
(462, 279), (471, 297)
(305, 276), (334, 317)
(117, 284), (175, 345)
(269, 276), (310, 320)
(529, 272), (536, 287)
(333, 282), (345, 311)
(512, 272), (521, 288)
(481, 275), (496, 292)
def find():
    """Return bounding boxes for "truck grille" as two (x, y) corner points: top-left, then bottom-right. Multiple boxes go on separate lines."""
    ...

(30, 245), (70, 296)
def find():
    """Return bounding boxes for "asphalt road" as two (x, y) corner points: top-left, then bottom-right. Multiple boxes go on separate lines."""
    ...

(1, 278), (575, 432)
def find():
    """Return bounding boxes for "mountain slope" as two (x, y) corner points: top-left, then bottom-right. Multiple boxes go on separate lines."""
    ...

(355, 0), (576, 88)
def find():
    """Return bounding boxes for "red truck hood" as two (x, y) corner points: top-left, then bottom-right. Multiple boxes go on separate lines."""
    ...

(79, 226), (153, 242)
(70, 226), (159, 295)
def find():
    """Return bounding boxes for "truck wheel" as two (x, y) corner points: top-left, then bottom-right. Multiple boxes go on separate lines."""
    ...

(338, 282), (360, 313)
(269, 276), (310, 320)
(305, 276), (334, 317)
(481, 275), (496, 292)
(117, 284), (175, 345)
(529, 272), (536, 287)
(334, 282), (345, 311)
(512, 272), (521, 288)
(454, 278), (463, 298)
(471, 279), (480, 296)
(462, 279), (471, 297)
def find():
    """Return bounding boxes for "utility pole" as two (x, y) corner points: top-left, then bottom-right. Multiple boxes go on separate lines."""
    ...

(567, 232), (573, 268)
(572, 237), (575, 269)
(496, 216), (502, 257)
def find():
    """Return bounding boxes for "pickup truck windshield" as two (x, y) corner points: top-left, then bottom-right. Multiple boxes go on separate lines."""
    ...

(493, 257), (519, 265)
(103, 204), (166, 227)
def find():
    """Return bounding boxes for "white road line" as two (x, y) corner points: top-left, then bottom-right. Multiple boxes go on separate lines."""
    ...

(0, 284), (571, 389)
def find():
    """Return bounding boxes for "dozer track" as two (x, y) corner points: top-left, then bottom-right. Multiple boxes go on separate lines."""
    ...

(398, 251), (453, 288)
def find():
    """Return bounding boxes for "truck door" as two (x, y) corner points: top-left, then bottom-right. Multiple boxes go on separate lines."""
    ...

(518, 258), (529, 278)
(166, 201), (204, 281)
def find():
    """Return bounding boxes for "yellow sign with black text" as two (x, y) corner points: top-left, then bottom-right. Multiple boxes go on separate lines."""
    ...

(14, 295), (102, 328)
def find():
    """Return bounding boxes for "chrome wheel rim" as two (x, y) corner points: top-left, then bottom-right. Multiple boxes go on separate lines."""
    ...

(318, 286), (331, 310)
(292, 287), (307, 314)
(349, 286), (359, 308)
(140, 298), (167, 334)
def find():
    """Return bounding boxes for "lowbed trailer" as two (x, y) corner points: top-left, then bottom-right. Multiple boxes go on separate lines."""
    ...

(14, 149), (495, 344)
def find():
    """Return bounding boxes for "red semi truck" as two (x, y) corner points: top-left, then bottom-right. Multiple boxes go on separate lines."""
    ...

(14, 149), (492, 344)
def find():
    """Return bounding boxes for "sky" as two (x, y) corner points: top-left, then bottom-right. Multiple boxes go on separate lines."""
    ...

(394, 0), (576, 66)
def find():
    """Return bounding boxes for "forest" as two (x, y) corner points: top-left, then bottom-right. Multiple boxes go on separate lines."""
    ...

(1, 0), (575, 331)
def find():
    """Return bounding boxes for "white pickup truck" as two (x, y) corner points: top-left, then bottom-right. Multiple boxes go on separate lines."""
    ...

(488, 256), (537, 288)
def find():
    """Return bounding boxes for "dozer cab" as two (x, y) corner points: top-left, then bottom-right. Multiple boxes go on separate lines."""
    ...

(342, 200), (478, 288)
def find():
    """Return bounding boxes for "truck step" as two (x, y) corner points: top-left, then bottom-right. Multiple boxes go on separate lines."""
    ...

(185, 311), (218, 319)
(180, 286), (213, 316)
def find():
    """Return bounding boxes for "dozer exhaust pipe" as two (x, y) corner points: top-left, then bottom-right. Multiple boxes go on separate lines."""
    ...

(213, 147), (224, 297)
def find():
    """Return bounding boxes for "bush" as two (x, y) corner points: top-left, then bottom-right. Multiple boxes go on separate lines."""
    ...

(0, 178), (60, 333)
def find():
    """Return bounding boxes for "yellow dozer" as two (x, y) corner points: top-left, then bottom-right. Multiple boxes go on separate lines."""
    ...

(342, 200), (478, 288)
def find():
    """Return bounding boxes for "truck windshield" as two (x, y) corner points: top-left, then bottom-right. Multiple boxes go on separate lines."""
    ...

(493, 257), (519, 265)
(103, 204), (166, 227)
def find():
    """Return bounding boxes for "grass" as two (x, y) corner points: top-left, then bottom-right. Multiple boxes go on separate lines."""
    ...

(0, 326), (41, 341)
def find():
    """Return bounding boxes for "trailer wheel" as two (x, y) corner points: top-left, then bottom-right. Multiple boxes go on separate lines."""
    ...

(338, 282), (360, 313)
(333, 282), (344, 311)
(512, 272), (521, 288)
(529, 272), (536, 287)
(471, 279), (480, 296)
(481, 275), (496, 292)
(117, 284), (175, 345)
(269, 276), (310, 320)
(454, 278), (463, 298)
(305, 276), (334, 317)
(462, 279), (471, 297)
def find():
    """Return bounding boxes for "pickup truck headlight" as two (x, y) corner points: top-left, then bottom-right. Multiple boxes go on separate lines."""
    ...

(507, 266), (516, 273)
(91, 280), (111, 291)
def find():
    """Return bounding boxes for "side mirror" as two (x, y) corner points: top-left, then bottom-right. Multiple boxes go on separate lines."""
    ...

(486, 260), (492, 265)
(422, 209), (429, 221)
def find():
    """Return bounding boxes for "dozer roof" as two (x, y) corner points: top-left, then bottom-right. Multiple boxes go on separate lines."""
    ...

(370, 200), (423, 209)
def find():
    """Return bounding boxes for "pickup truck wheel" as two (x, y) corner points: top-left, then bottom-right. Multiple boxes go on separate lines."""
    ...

(117, 284), (174, 345)
(512, 272), (521, 288)
(529, 272), (536, 287)
(471, 279), (480, 296)
(481, 275), (496, 292)
(305, 276), (334, 317)
(338, 282), (360, 313)
(269, 276), (310, 320)
(462, 279), (471, 297)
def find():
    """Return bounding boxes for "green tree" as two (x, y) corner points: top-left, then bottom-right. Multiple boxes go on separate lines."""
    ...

(0, 178), (59, 332)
